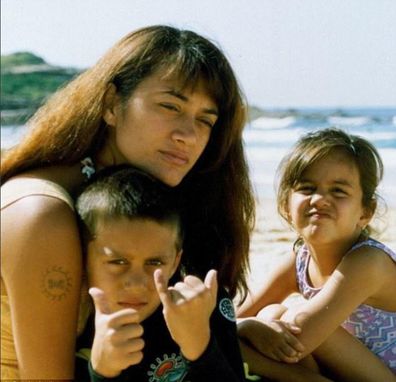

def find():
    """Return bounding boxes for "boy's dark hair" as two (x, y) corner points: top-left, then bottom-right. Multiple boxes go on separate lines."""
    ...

(76, 165), (183, 249)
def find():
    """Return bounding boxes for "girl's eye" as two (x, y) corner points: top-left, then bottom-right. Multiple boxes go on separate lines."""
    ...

(296, 185), (315, 194)
(332, 188), (348, 197)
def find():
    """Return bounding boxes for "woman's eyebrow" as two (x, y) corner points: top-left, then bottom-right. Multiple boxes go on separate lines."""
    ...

(163, 89), (219, 116)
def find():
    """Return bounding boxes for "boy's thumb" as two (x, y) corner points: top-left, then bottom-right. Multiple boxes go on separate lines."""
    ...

(204, 269), (218, 298)
(89, 287), (112, 315)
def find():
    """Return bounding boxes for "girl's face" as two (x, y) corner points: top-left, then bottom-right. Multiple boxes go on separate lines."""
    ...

(87, 218), (182, 321)
(102, 69), (218, 187)
(287, 152), (372, 247)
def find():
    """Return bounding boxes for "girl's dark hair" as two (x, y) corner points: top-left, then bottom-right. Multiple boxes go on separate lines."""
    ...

(1, 25), (255, 299)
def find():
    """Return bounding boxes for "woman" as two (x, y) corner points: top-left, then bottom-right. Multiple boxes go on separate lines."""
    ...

(1, 25), (255, 380)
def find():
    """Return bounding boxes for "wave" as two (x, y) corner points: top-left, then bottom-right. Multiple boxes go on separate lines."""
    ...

(327, 116), (372, 126)
(250, 116), (296, 129)
(243, 128), (303, 146)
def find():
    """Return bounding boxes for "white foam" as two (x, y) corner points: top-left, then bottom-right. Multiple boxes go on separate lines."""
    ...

(250, 116), (296, 129)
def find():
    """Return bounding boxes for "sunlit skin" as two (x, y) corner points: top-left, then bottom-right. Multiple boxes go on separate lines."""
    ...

(86, 218), (182, 322)
(100, 69), (219, 187)
(287, 151), (372, 275)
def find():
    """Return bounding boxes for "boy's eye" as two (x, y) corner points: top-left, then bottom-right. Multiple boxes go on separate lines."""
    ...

(146, 259), (164, 266)
(108, 258), (129, 265)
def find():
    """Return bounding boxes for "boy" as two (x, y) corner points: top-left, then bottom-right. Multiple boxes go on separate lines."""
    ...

(75, 165), (246, 381)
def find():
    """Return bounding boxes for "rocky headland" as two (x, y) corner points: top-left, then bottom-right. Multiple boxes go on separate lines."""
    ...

(1, 52), (81, 125)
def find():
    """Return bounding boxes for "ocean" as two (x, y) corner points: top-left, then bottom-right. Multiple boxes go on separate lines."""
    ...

(243, 107), (396, 207)
(2, 107), (396, 206)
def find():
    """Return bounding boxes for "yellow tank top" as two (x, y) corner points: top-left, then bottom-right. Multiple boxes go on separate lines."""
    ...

(1, 178), (91, 379)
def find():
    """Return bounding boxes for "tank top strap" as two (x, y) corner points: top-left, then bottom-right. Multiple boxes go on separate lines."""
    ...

(1, 177), (74, 211)
(350, 238), (396, 263)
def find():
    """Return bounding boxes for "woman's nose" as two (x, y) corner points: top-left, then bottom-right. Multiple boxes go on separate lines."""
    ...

(171, 116), (197, 145)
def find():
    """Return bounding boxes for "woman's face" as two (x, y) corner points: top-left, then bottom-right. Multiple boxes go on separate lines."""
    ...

(102, 69), (219, 186)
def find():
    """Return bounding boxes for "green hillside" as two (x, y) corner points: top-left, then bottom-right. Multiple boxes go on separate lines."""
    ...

(1, 52), (45, 68)
(1, 52), (81, 125)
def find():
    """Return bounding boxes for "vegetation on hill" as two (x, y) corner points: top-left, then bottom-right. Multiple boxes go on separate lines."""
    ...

(1, 52), (81, 125)
(1, 52), (45, 67)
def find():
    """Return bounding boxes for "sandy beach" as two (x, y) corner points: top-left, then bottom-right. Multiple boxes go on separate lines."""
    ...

(240, 197), (396, 303)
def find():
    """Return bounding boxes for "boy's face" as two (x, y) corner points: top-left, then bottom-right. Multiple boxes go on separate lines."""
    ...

(87, 217), (182, 322)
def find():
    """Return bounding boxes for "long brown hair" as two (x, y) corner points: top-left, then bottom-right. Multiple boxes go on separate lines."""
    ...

(1, 25), (255, 299)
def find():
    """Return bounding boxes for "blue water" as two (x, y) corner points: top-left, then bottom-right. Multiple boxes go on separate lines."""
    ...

(244, 107), (396, 206)
(2, 107), (396, 204)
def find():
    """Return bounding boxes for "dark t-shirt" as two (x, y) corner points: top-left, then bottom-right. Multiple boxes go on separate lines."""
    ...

(75, 288), (246, 382)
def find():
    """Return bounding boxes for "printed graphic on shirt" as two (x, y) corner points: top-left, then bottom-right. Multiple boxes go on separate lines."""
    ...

(219, 298), (236, 322)
(147, 353), (188, 382)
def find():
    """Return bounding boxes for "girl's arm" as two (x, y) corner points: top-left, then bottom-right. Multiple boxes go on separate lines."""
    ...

(314, 326), (396, 382)
(239, 338), (332, 382)
(281, 246), (394, 356)
(237, 252), (305, 363)
(239, 325), (396, 382)
(1, 196), (83, 379)
(237, 251), (298, 317)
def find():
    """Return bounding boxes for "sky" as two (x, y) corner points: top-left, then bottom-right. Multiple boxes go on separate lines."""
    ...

(1, 0), (396, 108)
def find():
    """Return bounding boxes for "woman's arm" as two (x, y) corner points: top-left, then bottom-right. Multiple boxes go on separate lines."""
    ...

(1, 196), (83, 379)
(281, 246), (393, 356)
(237, 252), (298, 317)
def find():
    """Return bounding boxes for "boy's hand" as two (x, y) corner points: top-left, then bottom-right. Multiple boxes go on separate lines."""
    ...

(89, 287), (145, 378)
(238, 317), (304, 363)
(154, 269), (218, 361)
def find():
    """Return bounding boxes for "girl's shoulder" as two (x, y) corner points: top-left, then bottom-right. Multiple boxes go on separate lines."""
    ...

(338, 238), (396, 287)
(1, 176), (74, 212)
(349, 238), (396, 264)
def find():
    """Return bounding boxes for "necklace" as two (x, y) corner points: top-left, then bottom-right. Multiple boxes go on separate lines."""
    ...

(80, 157), (96, 180)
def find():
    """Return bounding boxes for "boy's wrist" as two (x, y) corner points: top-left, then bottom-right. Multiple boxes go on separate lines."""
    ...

(89, 360), (121, 381)
(180, 329), (211, 361)
(90, 359), (122, 379)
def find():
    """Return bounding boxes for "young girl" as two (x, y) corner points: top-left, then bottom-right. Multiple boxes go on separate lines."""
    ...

(238, 128), (396, 381)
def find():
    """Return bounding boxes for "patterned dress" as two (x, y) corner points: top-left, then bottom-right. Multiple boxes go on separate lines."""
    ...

(295, 238), (396, 373)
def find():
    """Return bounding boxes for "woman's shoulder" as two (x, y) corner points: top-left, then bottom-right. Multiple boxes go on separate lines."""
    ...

(1, 176), (79, 255)
(1, 176), (74, 212)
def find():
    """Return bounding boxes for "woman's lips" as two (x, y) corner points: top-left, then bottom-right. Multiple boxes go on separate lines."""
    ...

(159, 150), (189, 166)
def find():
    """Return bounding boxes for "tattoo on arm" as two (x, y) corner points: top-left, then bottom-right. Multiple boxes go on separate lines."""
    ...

(41, 266), (72, 301)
